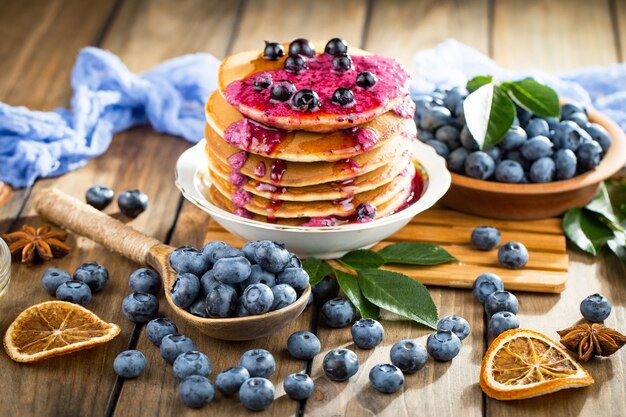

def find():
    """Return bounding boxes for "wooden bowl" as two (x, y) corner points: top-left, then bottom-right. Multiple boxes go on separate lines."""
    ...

(441, 108), (626, 219)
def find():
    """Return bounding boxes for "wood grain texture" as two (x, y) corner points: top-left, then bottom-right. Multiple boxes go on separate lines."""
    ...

(614, 0), (626, 61)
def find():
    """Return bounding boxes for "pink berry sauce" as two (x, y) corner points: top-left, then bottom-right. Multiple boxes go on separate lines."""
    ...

(224, 119), (286, 155)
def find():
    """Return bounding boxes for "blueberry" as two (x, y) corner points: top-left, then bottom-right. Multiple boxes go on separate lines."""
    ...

(351, 318), (384, 349)
(242, 241), (261, 263)
(288, 38), (315, 57)
(584, 123), (611, 153)
(200, 269), (235, 296)
(292, 89), (320, 111)
(505, 150), (531, 170)
(472, 273), (504, 304)
(160, 334), (197, 364)
(390, 340), (427, 373)
(270, 80), (296, 102)
(263, 41), (284, 60)
(566, 111), (588, 127)
(464, 151), (495, 180)
(488, 311), (520, 336)
(580, 293), (611, 322)
(420, 106), (451, 131)
(323, 348), (359, 381)
(369, 364), (404, 394)
(169, 246), (209, 276)
(129, 267), (161, 295)
(188, 297), (208, 318)
(498, 241), (529, 269)
(435, 125), (461, 150)
(356, 202), (376, 223)
(524, 118), (550, 138)
(117, 190), (148, 218)
(242, 283), (274, 315)
(529, 157), (556, 183)
(201, 241), (241, 265)
(443, 86), (468, 113)
(500, 126), (528, 151)
(454, 100), (465, 122)
(56, 280), (92, 306)
(520, 136), (553, 161)
(287, 331), (321, 360)
(41, 268), (71, 295)
(471, 226), (501, 251)
(254, 241), (291, 273)
(446, 147), (469, 173)
(206, 284), (238, 317)
(113, 350), (146, 378)
(418, 129), (435, 142)
(239, 349), (276, 378)
(277, 267), (309, 293)
(324, 38), (348, 56)
(170, 273), (200, 309)
(122, 292), (158, 322)
(270, 284), (297, 310)
(485, 290), (519, 316)
(484, 146), (502, 164)
(179, 375), (214, 408)
(173, 351), (212, 380)
(240, 264), (276, 290)
(235, 296), (250, 317)
(239, 378), (275, 411)
(146, 318), (178, 346)
(495, 160), (525, 183)
(437, 315), (471, 340)
(552, 121), (591, 151)
(332, 87), (354, 106)
(425, 140), (450, 158)
(554, 149), (577, 180)
(289, 253), (302, 268)
(321, 297), (356, 328)
(356, 71), (377, 89)
(86, 185), (114, 210)
(426, 330), (461, 361)
(215, 366), (250, 395)
(576, 141), (602, 171)
(332, 54), (352, 71)
(253, 73), (272, 91)
(284, 54), (308, 74)
(73, 262), (108, 292)
(516, 105), (532, 127)
(312, 276), (339, 305)
(213, 256), (251, 284)
(561, 102), (587, 119)
(283, 373), (315, 400)
(543, 116), (560, 129)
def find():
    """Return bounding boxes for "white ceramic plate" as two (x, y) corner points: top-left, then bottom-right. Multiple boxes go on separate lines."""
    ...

(175, 139), (451, 259)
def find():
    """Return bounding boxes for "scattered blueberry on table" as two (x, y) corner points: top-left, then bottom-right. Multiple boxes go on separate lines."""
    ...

(351, 318), (385, 349)
(485, 290), (520, 316)
(239, 349), (276, 378)
(74, 262), (108, 292)
(437, 315), (471, 340)
(113, 350), (146, 379)
(121, 292), (159, 323)
(128, 267), (161, 295)
(390, 339), (428, 373)
(321, 297), (356, 328)
(85, 185), (114, 210)
(323, 348), (360, 381)
(287, 330), (321, 360)
(426, 330), (462, 361)
(117, 189), (149, 218)
(472, 272), (504, 304)
(56, 280), (92, 306)
(239, 378), (275, 411)
(580, 293), (611, 322)
(178, 375), (215, 408)
(172, 351), (212, 380)
(146, 318), (178, 346)
(41, 268), (71, 295)
(283, 373), (315, 400)
(369, 364), (405, 394)
(215, 366), (250, 396)
(471, 226), (501, 251)
(311, 276), (340, 305)
(498, 241), (529, 269)
(488, 311), (520, 336)
(160, 333), (197, 364)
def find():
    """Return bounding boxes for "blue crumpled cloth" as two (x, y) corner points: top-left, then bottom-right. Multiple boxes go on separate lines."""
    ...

(0, 47), (219, 188)
(412, 39), (626, 131)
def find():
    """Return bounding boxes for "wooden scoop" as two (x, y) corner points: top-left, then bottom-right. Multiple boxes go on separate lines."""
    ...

(34, 188), (310, 341)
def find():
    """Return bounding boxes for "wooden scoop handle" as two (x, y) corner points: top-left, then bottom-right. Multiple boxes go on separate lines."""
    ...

(34, 188), (161, 265)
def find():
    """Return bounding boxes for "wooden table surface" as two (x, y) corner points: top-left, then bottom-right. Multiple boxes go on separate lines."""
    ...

(1, 0), (625, 416)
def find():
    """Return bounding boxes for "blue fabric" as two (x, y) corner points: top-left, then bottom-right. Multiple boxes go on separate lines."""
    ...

(0, 47), (219, 188)
(412, 39), (626, 131)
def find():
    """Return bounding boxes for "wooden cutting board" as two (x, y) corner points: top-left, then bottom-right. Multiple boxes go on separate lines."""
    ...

(203, 207), (569, 294)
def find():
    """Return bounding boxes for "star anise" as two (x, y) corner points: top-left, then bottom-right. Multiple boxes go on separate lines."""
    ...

(1, 225), (70, 264)
(557, 323), (626, 362)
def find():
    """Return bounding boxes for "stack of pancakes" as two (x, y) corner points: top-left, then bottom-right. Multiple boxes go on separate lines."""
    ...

(203, 40), (418, 226)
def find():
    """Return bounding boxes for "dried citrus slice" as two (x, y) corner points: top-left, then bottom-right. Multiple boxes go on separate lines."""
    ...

(480, 329), (593, 400)
(4, 301), (120, 363)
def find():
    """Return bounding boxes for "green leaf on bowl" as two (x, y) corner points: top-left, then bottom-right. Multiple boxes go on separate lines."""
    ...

(334, 269), (379, 319)
(463, 83), (516, 150)
(339, 249), (385, 270)
(357, 269), (438, 329)
(563, 208), (615, 255)
(377, 242), (457, 265)
(302, 258), (332, 285)
(466, 75), (494, 92)
(501, 79), (560, 118)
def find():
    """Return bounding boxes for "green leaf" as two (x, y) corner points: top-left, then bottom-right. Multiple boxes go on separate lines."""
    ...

(339, 249), (385, 270)
(605, 179), (626, 228)
(466, 75), (494, 92)
(563, 208), (615, 256)
(463, 84), (516, 150)
(501, 79), (560, 118)
(585, 183), (623, 232)
(606, 232), (626, 265)
(302, 258), (332, 286)
(357, 269), (438, 329)
(334, 269), (379, 319)
(377, 242), (456, 265)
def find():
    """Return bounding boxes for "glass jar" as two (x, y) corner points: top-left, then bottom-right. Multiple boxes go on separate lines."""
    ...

(0, 238), (10, 299)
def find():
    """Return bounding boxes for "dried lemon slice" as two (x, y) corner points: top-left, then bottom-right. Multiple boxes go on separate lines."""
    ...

(4, 301), (120, 363)
(480, 329), (593, 400)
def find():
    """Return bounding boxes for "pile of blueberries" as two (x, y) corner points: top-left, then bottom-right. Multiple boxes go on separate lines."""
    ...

(472, 272), (520, 336)
(86, 185), (149, 218)
(41, 262), (110, 306)
(168, 240), (309, 318)
(414, 88), (612, 183)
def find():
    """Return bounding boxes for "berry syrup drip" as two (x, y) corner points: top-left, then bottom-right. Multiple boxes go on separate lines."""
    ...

(224, 119), (287, 155)
(255, 182), (288, 196)
(269, 160), (287, 184)
(333, 159), (360, 177)
(330, 178), (357, 197)
(225, 54), (410, 118)
(227, 151), (250, 189)
(234, 207), (254, 219)
(332, 197), (355, 212)
(232, 188), (252, 208)
(265, 199), (283, 223)
(393, 168), (425, 214)
(347, 127), (379, 152)
(230, 172), (248, 187)
(254, 162), (266, 177)
(391, 96), (416, 119)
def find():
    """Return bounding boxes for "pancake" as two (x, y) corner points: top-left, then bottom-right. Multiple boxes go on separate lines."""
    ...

(208, 164), (416, 219)
(205, 122), (417, 187)
(207, 149), (412, 202)
(220, 42), (412, 132)
(206, 90), (411, 162)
